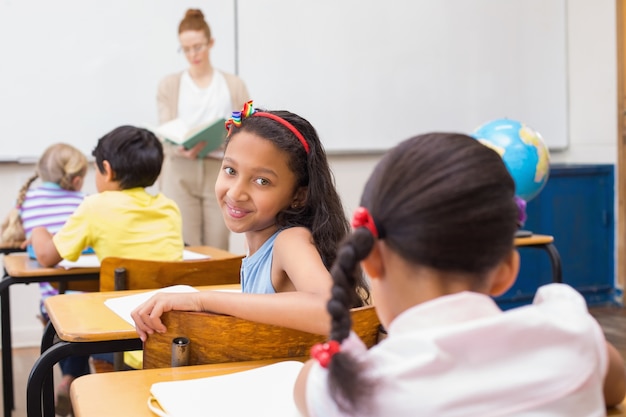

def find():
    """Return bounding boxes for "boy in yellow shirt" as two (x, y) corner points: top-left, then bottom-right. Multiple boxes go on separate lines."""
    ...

(32, 125), (184, 266)
(31, 125), (184, 416)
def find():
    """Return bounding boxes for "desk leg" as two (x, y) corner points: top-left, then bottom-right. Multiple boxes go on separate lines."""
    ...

(27, 338), (143, 417)
(544, 243), (563, 284)
(40, 323), (58, 417)
(0, 280), (14, 417)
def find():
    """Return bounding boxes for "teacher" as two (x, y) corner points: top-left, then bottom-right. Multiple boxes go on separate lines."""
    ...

(157, 8), (250, 248)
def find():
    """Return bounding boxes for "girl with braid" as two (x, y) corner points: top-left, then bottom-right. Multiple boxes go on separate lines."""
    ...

(295, 133), (626, 416)
(132, 101), (370, 339)
(17, 142), (88, 416)
(20, 143), (89, 306)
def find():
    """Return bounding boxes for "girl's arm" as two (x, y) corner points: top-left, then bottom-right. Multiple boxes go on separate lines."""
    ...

(132, 227), (333, 341)
(604, 341), (626, 407)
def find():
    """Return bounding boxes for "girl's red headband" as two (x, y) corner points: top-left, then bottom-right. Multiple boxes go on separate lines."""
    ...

(225, 100), (310, 154)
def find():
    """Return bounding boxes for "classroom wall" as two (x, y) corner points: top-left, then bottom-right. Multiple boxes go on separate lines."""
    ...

(1, 0), (618, 347)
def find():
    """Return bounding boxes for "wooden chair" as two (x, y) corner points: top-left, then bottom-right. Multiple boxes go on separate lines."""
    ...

(50, 249), (244, 293)
(99, 255), (242, 292)
(142, 305), (381, 369)
(98, 255), (243, 371)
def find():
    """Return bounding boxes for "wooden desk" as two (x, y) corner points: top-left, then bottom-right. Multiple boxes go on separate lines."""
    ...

(514, 234), (562, 283)
(5, 245), (240, 417)
(608, 400), (626, 417)
(0, 242), (24, 255)
(70, 358), (303, 417)
(0, 254), (99, 417)
(70, 358), (625, 417)
(27, 283), (241, 417)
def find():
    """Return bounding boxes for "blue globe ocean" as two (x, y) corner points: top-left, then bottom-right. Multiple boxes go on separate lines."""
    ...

(472, 118), (550, 202)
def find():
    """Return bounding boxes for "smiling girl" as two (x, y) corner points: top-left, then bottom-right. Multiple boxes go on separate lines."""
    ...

(132, 101), (370, 339)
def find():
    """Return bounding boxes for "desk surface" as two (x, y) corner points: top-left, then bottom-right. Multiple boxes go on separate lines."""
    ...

(609, 403), (626, 417)
(70, 358), (303, 417)
(70, 357), (625, 417)
(2, 245), (242, 278)
(514, 234), (553, 247)
(2, 253), (99, 278)
(45, 283), (241, 342)
(0, 242), (24, 254)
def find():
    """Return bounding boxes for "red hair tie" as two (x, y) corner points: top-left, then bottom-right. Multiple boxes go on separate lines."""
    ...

(310, 340), (340, 368)
(351, 207), (379, 238)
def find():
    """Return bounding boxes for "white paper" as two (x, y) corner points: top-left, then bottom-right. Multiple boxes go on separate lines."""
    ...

(152, 118), (189, 144)
(57, 250), (210, 270)
(58, 254), (100, 269)
(104, 285), (199, 327)
(149, 361), (304, 417)
(181, 249), (211, 260)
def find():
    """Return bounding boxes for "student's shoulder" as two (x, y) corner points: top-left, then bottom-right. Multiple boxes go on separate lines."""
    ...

(275, 226), (314, 247)
(80, 190), (132, 206)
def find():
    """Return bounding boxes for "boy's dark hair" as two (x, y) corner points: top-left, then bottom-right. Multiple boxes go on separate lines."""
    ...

(92, 126), (164, 189)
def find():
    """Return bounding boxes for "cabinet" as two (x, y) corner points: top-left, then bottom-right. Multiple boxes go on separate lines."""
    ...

(496, 164), (616, 309)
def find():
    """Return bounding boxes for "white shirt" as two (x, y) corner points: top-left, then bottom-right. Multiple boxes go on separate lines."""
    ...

(178, 70), (232, 159)
(306, 284), (608, 417)
(178, 69), (232, 126)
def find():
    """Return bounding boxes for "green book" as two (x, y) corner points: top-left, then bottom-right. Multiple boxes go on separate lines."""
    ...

(151, 118), (227, 158)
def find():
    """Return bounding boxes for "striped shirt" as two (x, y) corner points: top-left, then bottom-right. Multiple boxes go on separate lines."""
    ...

(20, 182), (85, 237)
(19, 181), (86, 312)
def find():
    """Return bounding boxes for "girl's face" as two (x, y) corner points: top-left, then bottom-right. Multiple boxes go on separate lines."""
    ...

(179, 30), (212, 67)
(215, 131), (301, 240)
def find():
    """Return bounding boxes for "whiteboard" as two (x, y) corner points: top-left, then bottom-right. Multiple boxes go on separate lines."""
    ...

(238, 0), (568, 152)
(0, 0), (236, 161)
(0, 0), (568, 160)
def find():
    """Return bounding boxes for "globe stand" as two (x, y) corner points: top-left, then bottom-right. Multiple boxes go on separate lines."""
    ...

(515, 229), (532, 238)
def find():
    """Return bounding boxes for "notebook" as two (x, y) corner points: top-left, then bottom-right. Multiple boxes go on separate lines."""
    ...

(148, 360), (304, 417)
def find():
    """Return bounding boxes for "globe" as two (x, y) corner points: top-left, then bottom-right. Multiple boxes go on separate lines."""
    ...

(472, 118), (550, 202)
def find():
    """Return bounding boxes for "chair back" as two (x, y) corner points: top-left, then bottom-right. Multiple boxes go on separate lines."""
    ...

(142, 305), (381, 369)
(99, 256), (242, 292)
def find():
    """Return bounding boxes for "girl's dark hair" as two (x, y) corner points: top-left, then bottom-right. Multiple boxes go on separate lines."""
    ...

(326, 133), (519, 414)
(92, 126), (164, 189)
(226, 109), (370, 306)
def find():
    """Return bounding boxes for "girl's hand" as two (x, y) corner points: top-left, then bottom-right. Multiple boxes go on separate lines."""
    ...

(131, 292), (202, 342)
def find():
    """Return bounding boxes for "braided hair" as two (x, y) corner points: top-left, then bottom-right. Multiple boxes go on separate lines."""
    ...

(323, 133), (518, 414)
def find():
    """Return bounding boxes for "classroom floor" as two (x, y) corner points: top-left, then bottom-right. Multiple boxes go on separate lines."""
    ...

(2, 306), (625, 417)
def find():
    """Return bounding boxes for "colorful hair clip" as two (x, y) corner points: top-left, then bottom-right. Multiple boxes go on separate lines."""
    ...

(224, 100), (311, 154)
(310, 340), (341, 368)
(351, 207), (379, 238)
(225, 100), (256, 132)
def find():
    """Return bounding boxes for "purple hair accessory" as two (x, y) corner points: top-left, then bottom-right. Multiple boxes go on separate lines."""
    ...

(515, 196), (527, 227)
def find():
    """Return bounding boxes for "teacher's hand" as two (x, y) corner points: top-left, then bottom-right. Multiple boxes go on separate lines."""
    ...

(176, 141), (207, 159)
